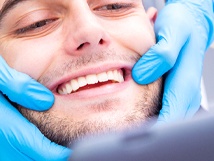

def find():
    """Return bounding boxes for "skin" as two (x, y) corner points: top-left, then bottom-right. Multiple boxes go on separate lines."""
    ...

(0, 0), (162, 147)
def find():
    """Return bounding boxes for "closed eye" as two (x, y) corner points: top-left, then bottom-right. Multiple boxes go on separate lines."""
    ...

(95, 3), (133, 12)
(15, 18), (58, 35)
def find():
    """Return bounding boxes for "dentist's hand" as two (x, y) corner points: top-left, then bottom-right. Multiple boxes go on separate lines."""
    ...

(0, 56), (71, 160)
(132, 0), (214, 123)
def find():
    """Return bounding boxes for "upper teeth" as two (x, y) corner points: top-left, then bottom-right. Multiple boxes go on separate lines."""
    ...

(57, 69), (124, 95)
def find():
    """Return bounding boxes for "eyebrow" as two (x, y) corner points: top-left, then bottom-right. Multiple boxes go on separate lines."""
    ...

(0, 0), (29, 25)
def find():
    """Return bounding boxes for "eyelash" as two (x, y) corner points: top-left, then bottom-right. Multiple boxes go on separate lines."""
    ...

(96, 3), (133, 11)
(15, 3), (133, 35)
(15, 18), (58, 34)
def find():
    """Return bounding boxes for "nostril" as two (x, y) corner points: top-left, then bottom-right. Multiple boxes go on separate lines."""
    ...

(77, 43), (85, 50)
(77, 39), (104, 50)
(99, 39), (104, 45)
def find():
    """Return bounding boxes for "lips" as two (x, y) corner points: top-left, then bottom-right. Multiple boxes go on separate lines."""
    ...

(57, 69), (124, 95)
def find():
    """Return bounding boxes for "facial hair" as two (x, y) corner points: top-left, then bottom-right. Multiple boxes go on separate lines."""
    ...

(17, 48), (163, 147)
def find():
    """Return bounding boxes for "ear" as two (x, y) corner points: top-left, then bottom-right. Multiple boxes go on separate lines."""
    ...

(146, 7), (157, 26)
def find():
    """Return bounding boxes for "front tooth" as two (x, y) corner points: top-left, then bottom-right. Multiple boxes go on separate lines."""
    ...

(78, 77), (87, 87)
(86, 74), (98, 84)
(71, 79), (79, 91)
(66, 83), (73, 94)
(97, 72), (108, 82)
(107, 71), (114, 80)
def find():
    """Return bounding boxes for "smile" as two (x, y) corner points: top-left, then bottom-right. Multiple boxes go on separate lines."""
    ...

(57, 69), (124, 95)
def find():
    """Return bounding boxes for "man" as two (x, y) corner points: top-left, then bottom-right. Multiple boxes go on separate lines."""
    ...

(0, 0), (213, 160)
(0, 0), (162, 148)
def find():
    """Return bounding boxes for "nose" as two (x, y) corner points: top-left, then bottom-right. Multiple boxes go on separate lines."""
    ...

(63, 4), (110, 54)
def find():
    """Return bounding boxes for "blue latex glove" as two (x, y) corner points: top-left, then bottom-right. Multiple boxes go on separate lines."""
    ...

(0, 56), (71, 160)
(132, 0), (214, 123)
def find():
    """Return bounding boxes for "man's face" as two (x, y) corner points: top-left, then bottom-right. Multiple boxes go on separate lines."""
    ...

(0, 0), (162, 147)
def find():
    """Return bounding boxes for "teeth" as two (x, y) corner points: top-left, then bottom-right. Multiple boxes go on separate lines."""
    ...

(57, 69), (124, 95)
(107, 71), (114, 80)
(71, 79), (79, 91)
(58, 87), (68, 95)
(78, 77), (87, 87)
(58, 89), (65, 95)
(113, 70), (119, 81)
(65, 83), (73, 94)
(86, 74), (99, 84)
(118, 70), (124, 82)
(97, 72), (108, 82)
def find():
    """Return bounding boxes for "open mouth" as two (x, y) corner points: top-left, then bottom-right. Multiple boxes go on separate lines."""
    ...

(57, 69), (126, 95)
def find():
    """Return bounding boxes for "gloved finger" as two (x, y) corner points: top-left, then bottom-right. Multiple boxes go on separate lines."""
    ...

(185, 90), (202, 118)
(31, 132), (72, 161)
(27, 131), (72, 161)
(157, 27), (205, 124)
(0, 93), (71, 161)
(167, 0), (214, 48)
(132, 4), (192, 84)
(0, 56), (54, 111)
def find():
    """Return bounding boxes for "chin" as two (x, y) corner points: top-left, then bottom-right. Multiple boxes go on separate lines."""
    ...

(17, 78), (163, 147)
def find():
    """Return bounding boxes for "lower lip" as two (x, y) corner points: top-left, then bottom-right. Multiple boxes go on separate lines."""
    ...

(55, 74), (132, 100)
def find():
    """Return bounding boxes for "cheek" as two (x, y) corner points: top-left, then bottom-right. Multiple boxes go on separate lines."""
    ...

(105, 17), (155, 55)
(0, 39), (58, 80)
(118, 26), (154, 55)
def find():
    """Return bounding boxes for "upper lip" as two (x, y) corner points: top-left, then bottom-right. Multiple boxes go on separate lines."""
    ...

(48, 63), (133, 93)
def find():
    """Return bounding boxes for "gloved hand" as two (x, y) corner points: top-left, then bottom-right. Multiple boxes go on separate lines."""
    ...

(0, 56), (71, 160)
(132, 0), (214, 123)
